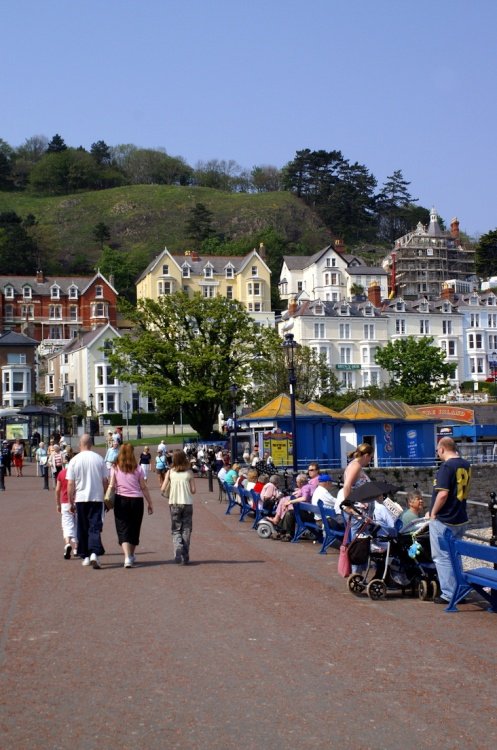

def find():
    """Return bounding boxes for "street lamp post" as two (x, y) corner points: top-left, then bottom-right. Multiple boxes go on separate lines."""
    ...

(282, 332), (299, 476)
(89, 392), (94, 445)
(136, 405), (142, 440)
(229, 384), (238, 463)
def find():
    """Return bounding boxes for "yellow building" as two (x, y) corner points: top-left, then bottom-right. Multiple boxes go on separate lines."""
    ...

(136, 245), (275, 326)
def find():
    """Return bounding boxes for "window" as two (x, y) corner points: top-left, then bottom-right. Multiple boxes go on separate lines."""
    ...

(4, 304), (14, 321)
(226, 286), (233, 300)
(489, 334), (497, 350)
(339, 323), (350, 339)
(202, 286), (215, 298)
(468, 333), (483, 349)
(314, 322), (325, 339)
(442, 302), (451, 313)
(396, 301), (405, 312)
(47, 374), (54, 393)
(49, 305), (62, 320)
(362, 347), (369, 365)
(363, 324), (375, 340)
(371, 371), (380, 386)
(162, 264), (169, 275)
(489, 314), (497, 328)
(70, 305), (78, 321)
(93, 302), (106, 317)
(63, 354), (69, 364)
(396, 319), (406, 335)
(67, 385), (75, 401)
(49, 325), (62, 339)
(420, 320), (430, 334)
(331, 273), (340, 286)
(182, 264), (190, 278)
(22, 286), (32, 299)
(442, 320), (452, 335)
(3, 372), (10, 392)
(448, 341), (456, 356)
(95, 285), (104, 298)
(297, 281), (303, 292)
(470, 313), (480, 327)
(225, 266), (234, 279)
(96, 365), (115, 386)
(21, 305), (34, 319)
(314, 303), (324, 315)
(50, 286), (60, 299)
(158, 280), (172, 295)
(339, 347), (352, 363)
(4, 285), (14, 299)
(203, 265), (213, 278)
(251, 265), (258, 277)
(7, 354), (27, 364)
(68, 286), (78, 299)
(341, 371), (353, 389)
(103, 339), (113, 358)
(339, 303), (349, 316)
(247, 282), (261, 296)
(364, 305), (374, 317)
(253, 302), (262, 312)
(324, 273), (330, 286)
(107, 393), (116, 413)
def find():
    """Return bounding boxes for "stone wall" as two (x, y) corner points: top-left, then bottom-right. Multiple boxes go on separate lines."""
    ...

(366, 463), (497, 529)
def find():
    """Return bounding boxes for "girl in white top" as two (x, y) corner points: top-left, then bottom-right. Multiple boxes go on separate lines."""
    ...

(161, 449), (196, 565)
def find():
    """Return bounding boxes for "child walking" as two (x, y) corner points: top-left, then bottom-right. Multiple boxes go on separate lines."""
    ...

(161, 449), (196, 565)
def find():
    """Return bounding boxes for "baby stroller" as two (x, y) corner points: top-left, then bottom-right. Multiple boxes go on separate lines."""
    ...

(347, 516), (439, 601)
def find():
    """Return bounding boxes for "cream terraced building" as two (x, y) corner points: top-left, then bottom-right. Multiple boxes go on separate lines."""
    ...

(136, 245), (275, 327)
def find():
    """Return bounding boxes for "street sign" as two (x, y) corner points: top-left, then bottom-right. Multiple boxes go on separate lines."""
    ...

(335, 364), (361, 370)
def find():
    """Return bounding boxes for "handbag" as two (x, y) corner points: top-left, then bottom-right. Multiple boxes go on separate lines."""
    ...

(347, 534), (371, 565)
(104, 470), (116, 510)
(337, 518), (352, 578)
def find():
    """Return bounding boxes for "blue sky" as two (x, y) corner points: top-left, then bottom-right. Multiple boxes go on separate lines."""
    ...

(2, 0), (496, 238)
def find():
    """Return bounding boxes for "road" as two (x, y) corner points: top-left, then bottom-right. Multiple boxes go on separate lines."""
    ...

(1, 461), (496, 750)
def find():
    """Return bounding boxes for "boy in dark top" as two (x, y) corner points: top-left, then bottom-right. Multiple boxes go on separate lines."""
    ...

(429, 437), (471, 604)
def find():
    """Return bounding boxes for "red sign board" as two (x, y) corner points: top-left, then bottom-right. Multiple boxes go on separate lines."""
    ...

(415, 405), (474, 424)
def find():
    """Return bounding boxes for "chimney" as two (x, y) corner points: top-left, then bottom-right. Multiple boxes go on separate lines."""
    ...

(368, 281), (382, 307)
(334, 238), (345, 254)
(36, 270), (44, 283)
(258, 242), (266, 259)
(288, 297), (298, 316)
(441, 282), (455, 301)
(190, 251), (200, 261)
(109, 273), (115, 288)
(450, 217), (460, 240)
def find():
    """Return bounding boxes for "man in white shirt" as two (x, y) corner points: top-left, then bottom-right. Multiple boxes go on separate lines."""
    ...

(67, 434), (108, 569)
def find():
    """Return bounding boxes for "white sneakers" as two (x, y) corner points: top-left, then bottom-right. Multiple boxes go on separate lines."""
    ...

(90, 553), (101, 569)
(82, 557), (91, 566)
(124, 557), (134, 568)
(64, 544), (72, 560)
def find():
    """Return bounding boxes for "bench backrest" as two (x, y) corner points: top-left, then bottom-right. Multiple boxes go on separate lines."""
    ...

(444, 529), (497, 566)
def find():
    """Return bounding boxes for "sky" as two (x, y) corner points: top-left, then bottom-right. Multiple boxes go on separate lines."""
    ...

(2, 0), (496, 238)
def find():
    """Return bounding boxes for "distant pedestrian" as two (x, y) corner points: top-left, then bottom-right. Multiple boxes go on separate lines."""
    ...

(139, 446), (152, 482)
(155, 447), (168, 487)
(108, 443), (153, 568)
(55, 456), (78, 559)
(104, 439), (120, 472)
(66, 434), (108, 569)
(161, 449), (196, 565)
(11, 439), (24, 477)
(2, 440), (12, 476)
(49, 444), (64, 488)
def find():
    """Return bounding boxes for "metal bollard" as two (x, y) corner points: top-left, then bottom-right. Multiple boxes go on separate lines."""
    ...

(208, 466), (213, 493)
(489, 491), (497, 569)
(43, 465), (50, 490)
(0, 466), (5, 491)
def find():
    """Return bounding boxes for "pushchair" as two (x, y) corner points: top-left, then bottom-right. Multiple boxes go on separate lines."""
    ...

(347, 516), (439, 601)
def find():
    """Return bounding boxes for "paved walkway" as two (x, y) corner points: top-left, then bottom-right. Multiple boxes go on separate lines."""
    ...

(1, 460), (497, 750)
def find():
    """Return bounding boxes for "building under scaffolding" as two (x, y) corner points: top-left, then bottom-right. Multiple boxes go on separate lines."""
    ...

(384, 208), (476, 299)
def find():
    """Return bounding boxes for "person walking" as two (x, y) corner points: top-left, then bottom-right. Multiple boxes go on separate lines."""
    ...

(109, 443), (153, 568)
(66, 434), (108, 569)
(139, 446), (152, 482)
(2, 440), (12, 477)
(429, 437), (471, 605)
(55, 455), (78, 559)
(161, 449), (196, 565)
(11, 439), (24, 477)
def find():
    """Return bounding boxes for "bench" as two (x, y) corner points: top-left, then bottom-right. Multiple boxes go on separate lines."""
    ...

(442, 527), (497, 612)
(292, 500), (345, 554)
(222, 481), (239, 515)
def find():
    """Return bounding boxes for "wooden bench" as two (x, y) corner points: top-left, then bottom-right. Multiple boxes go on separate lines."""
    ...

(292, 500), (345, 555)
(442, 528), (497, 612)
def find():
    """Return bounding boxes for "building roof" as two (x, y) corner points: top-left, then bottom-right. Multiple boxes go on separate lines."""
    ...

(0, 330), (39, 347)
(0, 271), (117, 296)
(242, 394), (319, 420)
(340, 399), (430, 421)
(305, 401), (344, 419)
(136, 246), (270, 283)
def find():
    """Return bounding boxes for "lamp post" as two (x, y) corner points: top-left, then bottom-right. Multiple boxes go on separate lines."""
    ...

(230, 384), (238, 463)
(282, 332), (299, 476)
(136, 405), (142, 440)
(89, 392), (94, 444)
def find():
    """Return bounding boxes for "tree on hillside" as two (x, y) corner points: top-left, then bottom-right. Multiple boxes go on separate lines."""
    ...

(117, 147), (192, 185)
(0, 139), (14, 189)
(90, 140), (112, 165)
(475, 229), (497, 278)
(97, 245), (148, 302)
(107, 292), (279, 437)
(375, 169), (418, 243)
(29, 148), (101, 194)
(193, 159), (244, 191)
(251, 165), (282, 192)
(46, 134), (67, 153)
(92, 222), (111, 250)
(0, 211), (40, 272)
(374, 336), (455, 404)
(185, 202), (215, 245)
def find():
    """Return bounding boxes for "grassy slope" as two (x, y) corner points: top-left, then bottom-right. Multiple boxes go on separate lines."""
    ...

(0, 186), (332, 267)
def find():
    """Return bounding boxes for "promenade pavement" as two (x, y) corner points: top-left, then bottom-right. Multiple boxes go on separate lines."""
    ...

(1, 457), (497, 750)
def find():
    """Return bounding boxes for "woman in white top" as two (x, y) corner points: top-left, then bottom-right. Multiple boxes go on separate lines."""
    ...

(161, 449), (196, 565)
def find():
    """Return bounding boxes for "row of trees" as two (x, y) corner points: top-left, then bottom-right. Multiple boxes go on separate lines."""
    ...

(108, 292), (456, 437)
(1, 134), (434, 246)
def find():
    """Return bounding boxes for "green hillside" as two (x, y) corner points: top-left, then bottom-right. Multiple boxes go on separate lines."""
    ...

(0, 185), (332, 272)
